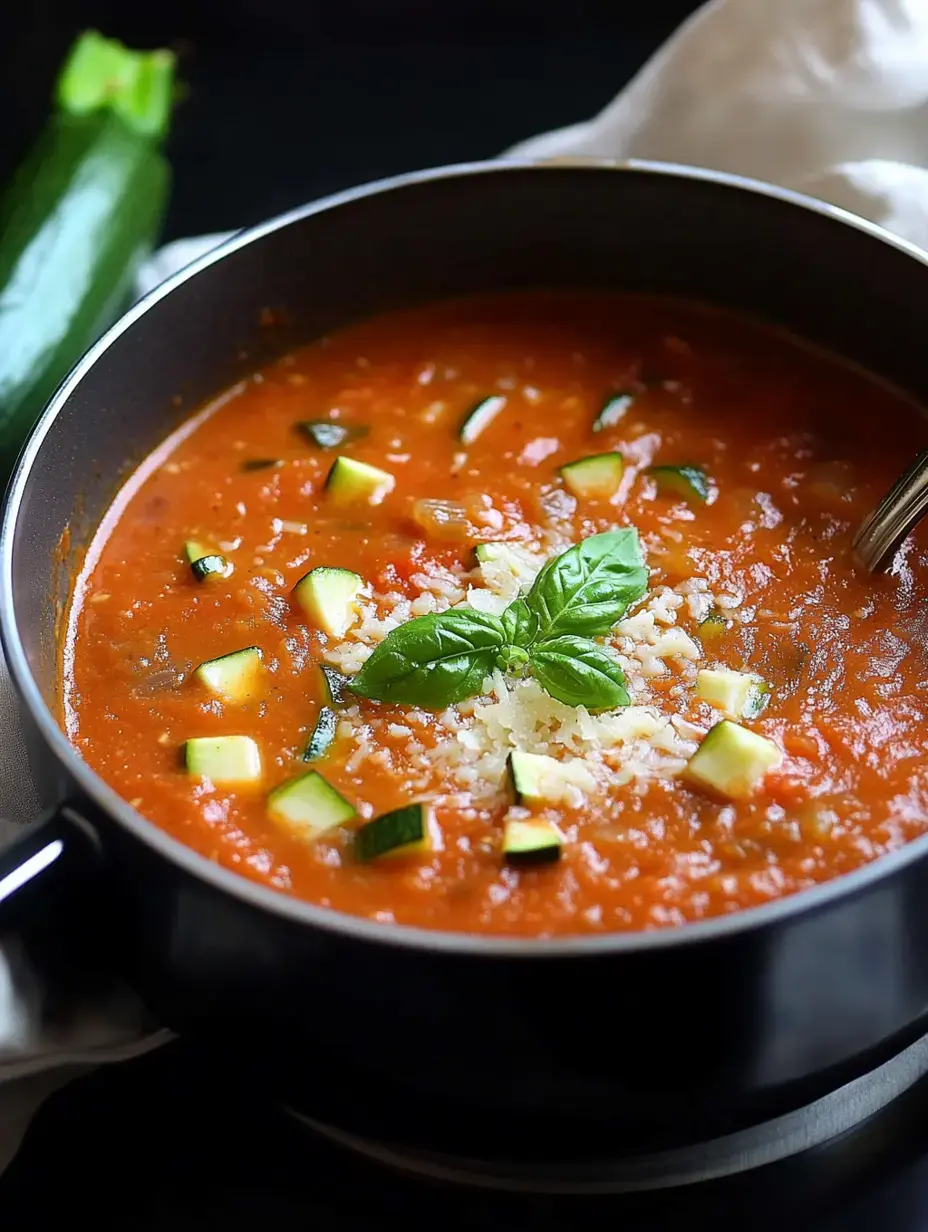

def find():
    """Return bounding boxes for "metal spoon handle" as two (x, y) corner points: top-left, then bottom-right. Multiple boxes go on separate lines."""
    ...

(853, 449), (928, 572)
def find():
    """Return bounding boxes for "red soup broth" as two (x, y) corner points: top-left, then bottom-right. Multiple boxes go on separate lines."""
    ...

(63, 292), (928, 936)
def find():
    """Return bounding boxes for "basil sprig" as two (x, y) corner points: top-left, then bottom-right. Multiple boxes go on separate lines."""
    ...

(348, 609), (507, 708)
(532, 636), (630, 709)
(500, 597), (538, 648)
(349, 529), (647, 711)
(525, 529), (648, 640)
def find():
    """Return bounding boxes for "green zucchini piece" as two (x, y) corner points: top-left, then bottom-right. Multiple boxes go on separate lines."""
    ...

(647, 464), (711, 504)
(241, 458), (283, 472)
(509, 751), (548, 804)
(0, 32), (175, 481)
(592, 392), (635, 432)
(502, 818), (563, 865)
(320, 664), (350, 706)
(507, 750), (590, 806)
(184, 540), (232, 581)
(184, 735), (261, 786)
(297, 420), (369, 449)
(696, 669), (769, 719)
(267, 770), (355, 840)
(458, 395), (507, 445)
(743, 679), (771, 720)
(292, 566), (364, 636)
(697, 612), (728, 643)
(355, 802), (433, 862)
(194, 647), (263, 704)
(184, 540), (210, 563)
(191, 554), (232, 582)
(324, 456), (395, 506)
(685, 720), (781, 800)
(303, 707), (338, 761)
(559, 452), (624, 500)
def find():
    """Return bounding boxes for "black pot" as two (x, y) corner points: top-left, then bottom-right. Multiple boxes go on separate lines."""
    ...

(3, 160), (928, 1157)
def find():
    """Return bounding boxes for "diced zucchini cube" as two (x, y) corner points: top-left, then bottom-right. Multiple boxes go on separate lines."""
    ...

(354, 802), (434, 862)
(184, 735), (262, 786)
(292, 566), (364, 637)
(507, 750), (594, 805)
(502, 818), (562, 865)
(697, 669), (753, 716)
(267, 770), (356, 841)
(194, 647), (263, 704)
(560, 452), (624, 500)
(324, 456), (394, 506)
(685, 720), (781, 800)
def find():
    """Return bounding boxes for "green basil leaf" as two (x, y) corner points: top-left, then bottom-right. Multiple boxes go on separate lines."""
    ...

(531, 636), (630, 711)
(498, 644), (531, 671)
(349, 610), (506, 708)
(501, 597), (539, 648)
(525, 529), (648, 640)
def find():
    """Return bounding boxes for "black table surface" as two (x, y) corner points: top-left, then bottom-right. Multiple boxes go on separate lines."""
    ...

(8, 5), (928, 1227)
(6, 1037), (928, 1230)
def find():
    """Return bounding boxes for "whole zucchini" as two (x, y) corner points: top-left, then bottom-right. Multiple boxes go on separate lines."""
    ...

(0, 31), (176, 479)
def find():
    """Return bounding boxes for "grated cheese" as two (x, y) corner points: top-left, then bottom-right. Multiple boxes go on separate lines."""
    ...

(323, 537), (725, 806)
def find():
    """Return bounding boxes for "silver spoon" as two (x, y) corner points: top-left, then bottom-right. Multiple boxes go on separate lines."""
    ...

(853, 449), (928, 572)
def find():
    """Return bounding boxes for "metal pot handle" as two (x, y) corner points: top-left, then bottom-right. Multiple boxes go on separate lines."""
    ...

(0, 805), (101, 929)
(0, 808), (168, 1088)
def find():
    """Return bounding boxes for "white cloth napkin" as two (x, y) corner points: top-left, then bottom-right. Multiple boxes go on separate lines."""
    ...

(4, 0), (928, 1174)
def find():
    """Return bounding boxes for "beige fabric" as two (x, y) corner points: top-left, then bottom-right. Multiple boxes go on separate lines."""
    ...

(508, 0), (928, 250)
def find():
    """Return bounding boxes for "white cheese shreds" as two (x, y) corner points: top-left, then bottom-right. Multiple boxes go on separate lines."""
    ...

(461, 586), (510, 616)
(410, 593), (438, 616)
(647, 586), (685, 626)
(647, 627), (701, 662)
(475, 542), (547, 601)
(320, 539), (730, 806)
(476, 505), (505, 530)
(325, 642), (372, 674)
(431, 674), (697, 802)
(715, 591), (744, 610)
(409, 571), (466, 600)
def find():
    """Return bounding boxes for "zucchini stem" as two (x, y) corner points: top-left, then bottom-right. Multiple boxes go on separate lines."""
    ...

(56, 30), (176, 140)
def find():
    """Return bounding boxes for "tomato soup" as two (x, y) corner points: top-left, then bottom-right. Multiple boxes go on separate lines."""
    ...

(63, 292), (928, 936)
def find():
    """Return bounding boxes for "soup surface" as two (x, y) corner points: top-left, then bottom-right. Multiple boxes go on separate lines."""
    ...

(64, 292), (928, 936)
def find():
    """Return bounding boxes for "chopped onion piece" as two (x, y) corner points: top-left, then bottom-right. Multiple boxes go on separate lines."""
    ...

(412, 499), (470, 540)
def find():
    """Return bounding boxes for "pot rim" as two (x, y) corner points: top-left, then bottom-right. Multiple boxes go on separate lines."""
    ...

(4, 155), (928, 958)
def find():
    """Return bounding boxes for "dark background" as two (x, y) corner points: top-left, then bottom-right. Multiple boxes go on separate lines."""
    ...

(3, 1), (702, 240)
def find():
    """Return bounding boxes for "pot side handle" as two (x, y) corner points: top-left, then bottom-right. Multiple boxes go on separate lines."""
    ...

(0, 806), (100, 930)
